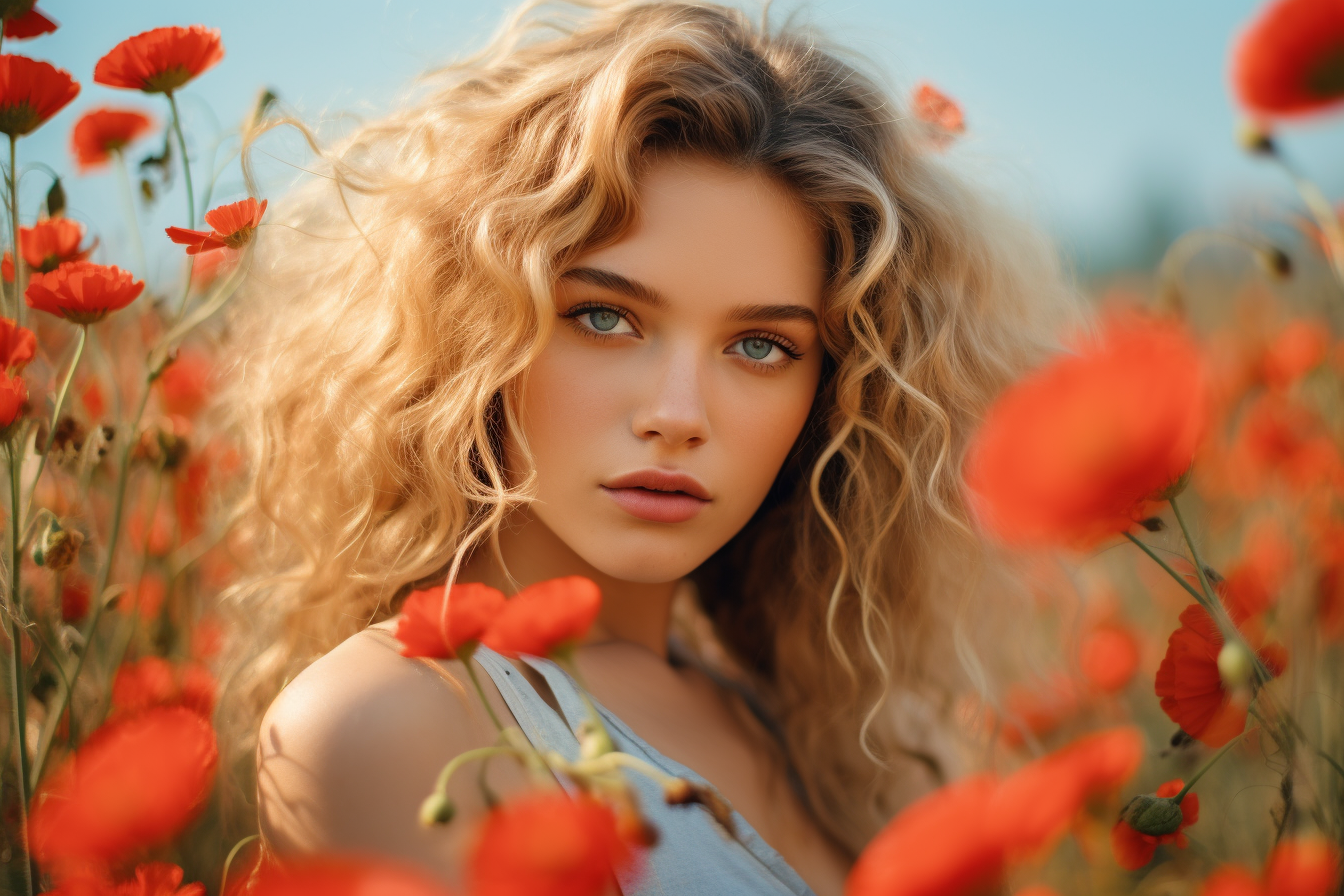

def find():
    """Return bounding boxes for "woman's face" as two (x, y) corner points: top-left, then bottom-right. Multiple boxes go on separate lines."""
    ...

(509, 155), (826, 584)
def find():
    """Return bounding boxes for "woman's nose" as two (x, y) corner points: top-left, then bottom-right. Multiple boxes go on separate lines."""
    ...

(630, 346), (710, 448)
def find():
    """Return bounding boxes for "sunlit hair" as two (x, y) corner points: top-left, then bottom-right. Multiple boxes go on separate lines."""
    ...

(221, 0), (1076, 851)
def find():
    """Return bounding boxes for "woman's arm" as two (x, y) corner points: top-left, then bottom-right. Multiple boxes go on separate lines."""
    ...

(256, 626), (528, 884)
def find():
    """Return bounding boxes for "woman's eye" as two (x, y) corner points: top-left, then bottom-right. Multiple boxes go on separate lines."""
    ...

(568, 306), (635, 336)
(587, 309), (622, 332)
(737, 337), (783, 363)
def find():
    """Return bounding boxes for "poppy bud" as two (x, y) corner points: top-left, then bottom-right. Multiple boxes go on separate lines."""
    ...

(1236, 121), (1276, 156)
(1120, 794), (1184, 837)
(33, 518), (83, 571)
(1217, 641), (1255, 690)
(1254, 246), (1292, 280)
(418, 791), (455, 827)
(1156, 467), (1192, 501)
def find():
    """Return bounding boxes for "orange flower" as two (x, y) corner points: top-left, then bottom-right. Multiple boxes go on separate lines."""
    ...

(112, 657), (216, 719)
(1200, 838), (1341, 896)
(4, 218), (94, 276)
(470, 791), (640, 896)
(998, 673), (1081, 748)
(1, 3), (57, 40)
(60, 577), (89, 623)
(250, 855), (458, 896)
(965, 312), (1207, 548)
(1231, 0), (1344, 118)
(156, 348), (214, 418)
(847, 774), (1004, 896)
(45, 862), (205, 896)
(166, 197), (267, 255)
(1262, 319), (1330, 388)
(1155, 604), (1288, 746)
(0, 370), (25, 428)
(93, 26), (223, 94)
(70, 107), (154, 171)
(0, 53), (78, 137)
(28, 706), (219, 868)
(481, 576), (602, 658)
(912, 81), (966, 134)
(1079, 621), (1141, 694)
(1219, 518), (1293, 619)
(395, 582), (507, 659)
(0, 315), (35, 370)
(26, 261), (144, 324)
(1110, 778), (1200, 871)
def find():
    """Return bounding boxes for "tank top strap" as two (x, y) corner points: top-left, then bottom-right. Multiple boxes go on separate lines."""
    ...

(518, 654), (598, 734)
(472, 646), (582, 764)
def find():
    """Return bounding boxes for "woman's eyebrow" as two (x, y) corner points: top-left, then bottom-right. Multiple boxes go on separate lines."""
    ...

(560, 266), (818, 326)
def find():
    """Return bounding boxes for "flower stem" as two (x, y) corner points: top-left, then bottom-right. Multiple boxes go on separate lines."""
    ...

(8, 134), (24, 325)
(166, 91), (195, 228)
(113, 149), (148, 279)
(1169, 497), (1218, 606)
(428, 744), (525, 798)
(1124, 532), (1210, 608)
(1173, 729), (1248, 804)
(6, 443), (34, 896)
(220, 834), (260, 896)
(23, 325), (86, 527)
(1269, 152), (1344, 289)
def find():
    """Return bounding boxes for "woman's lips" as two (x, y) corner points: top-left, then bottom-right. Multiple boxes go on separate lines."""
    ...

(601, 469), (711, 523)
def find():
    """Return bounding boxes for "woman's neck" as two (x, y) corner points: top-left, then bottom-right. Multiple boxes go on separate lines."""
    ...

(458, 508), (678, 659)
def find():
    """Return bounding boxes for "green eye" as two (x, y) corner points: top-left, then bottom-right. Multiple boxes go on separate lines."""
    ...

(741, 338), (774, 360)
(588, 310), (621, 332)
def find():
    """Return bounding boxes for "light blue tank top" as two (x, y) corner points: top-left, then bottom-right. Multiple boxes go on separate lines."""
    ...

(473, 645), (817, 896)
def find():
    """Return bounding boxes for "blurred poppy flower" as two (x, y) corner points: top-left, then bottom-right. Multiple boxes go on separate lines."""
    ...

(122, 575), (167, 619)
(1110, 779), (1199, 870)
(0, 370), (25, 428)
(0, 315), (34, 370)
(28, 706), (219, 868)
(1231, 0), (1344, 117)
(1261, 319), (1329, 388)
(911, 81), (965, 150)
(156, 349), (213, 418)
(846, 774), (1003, 896)
(1, 3), (56, 40)
(1201, 865), (1264, 896)
(3, 218), (94, 279)
(80, 377), (106, 420)
(60, 577), (89, 623)
(1200, 838), (1340, 896)
(482, 576), (602, 658)
(26, 261), (144, 324)
(44, 862), (205, 896)
(166, 197), (266, 255)
(396, 582), (506, 659)
(70, 106), (154, 172)
(998, 673), (1081, 748)
(250, 855), (458, 896)
(0, 53), (78, 137)
(1218, 518), (1293, 619)
(1225, 394), (1344, 498)
(1155, 604), (1288, 746)
(965, 312), (1207, 548)
(113, 656), (216, 719)
(1079, 620), (1142, 694)
(470, 791), (641, 896)
(93, 26), (223, 94)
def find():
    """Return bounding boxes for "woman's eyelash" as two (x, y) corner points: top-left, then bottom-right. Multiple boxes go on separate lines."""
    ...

(562, 304), (801, 362)
(739, 331), (803, 360)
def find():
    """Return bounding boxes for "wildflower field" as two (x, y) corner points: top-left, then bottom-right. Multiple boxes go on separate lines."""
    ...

(1, 0), (1343, 895)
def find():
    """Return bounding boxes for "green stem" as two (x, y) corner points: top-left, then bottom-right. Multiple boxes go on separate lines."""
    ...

(8, 134), (23, 325)
(220, 834), (260, 896)
(1173, 729), (1248, 804)
(29, 373), (158, 790)
(6, 444), (33, 896)
(113, 150), (148, 279)
(1124, 532), (1210, 608)
(1169, 497), (1219, 606)
(166, 91), (195, 229)
(23, 326), (86, 527)
(570, 749), (682, 789)
(429, 744), (524, 797)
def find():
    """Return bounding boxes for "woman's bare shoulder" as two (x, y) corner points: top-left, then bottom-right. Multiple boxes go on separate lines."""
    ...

(256, 623), (517, 875)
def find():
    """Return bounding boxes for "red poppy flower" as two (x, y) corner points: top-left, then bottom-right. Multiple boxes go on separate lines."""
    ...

(0, 370), (25, 427)
(1200, 865), (1264, 896)
(395, 582), (507, 659)
(112, 657), (216, 719)
(93, 26), (223, 94)
(1262, 319), (1329, 388)
(0, 316), (34, 370)
(28, 706), (219, 868)
(965, 312), (1207, 548)
(1079, 621), (1141, 693)
(997, 672), (1081, 748)
(912, 81), (965, 134)
(470, 791), (641, 896)
(3, 218), (93, 278)
(70, 106), (154, 171)
(60, 577), (89, 623)
(1110, 778), (1200, 870)
(481, 576), (603, 658)
(846, 774), (1005, 896)
(250, 855), (458, 896)
(43, 862), (205, 896)
(1231, 0), (1344, 117)
(26, 261), (144, 324)
(156, 349), (214, 418)
(166, 197), (267, 255)
(1219, 518), (1293, 619)
(0, 53), (78, 137)
(1264, 837), (1342, 896)
(1155, 603), (1288, 746)
(1, 3), (56, 40)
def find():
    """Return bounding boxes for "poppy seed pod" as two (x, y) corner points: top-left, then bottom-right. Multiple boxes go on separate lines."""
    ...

(418, 791), (455, 827)
(1121, 794), (1185, 837)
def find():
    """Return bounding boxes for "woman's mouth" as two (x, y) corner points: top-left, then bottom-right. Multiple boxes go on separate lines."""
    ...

(601, 469), (711, 523)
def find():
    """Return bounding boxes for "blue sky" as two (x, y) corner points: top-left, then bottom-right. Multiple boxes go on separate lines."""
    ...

(24, 0), (1344, 282)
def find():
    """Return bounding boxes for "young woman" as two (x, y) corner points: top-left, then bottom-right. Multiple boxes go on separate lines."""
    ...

(226, 2), (1074, 893)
